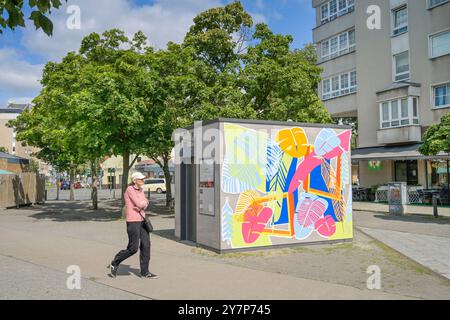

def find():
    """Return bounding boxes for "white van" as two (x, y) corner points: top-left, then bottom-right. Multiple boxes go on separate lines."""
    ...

(142, 178), (166, 193)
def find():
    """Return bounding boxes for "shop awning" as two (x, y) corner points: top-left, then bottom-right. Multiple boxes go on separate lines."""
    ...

(437, 167), (450, 174)
(352, 143), (450, 161)
(0, 169), (15, 175)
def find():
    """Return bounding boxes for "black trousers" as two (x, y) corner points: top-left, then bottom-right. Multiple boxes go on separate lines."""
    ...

(112, 222), (151, 275)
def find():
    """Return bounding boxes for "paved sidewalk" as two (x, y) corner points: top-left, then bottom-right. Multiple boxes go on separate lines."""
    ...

(0, 200), (415, 300)
(354, 210), (450, 281)
(358, 228), (450, 280)
(0, 255), (146, 300)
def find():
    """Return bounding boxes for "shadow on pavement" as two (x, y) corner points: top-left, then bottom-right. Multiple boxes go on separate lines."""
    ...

(147, 202), (174, 216)
(22, 195), (174, 223)
(152, 229), (177, 242)
(28, 199), (123, 222)
(114, 264), (142, 277)
(374, 214), (450, 225)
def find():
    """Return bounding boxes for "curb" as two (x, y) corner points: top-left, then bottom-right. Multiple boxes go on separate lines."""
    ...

(355, 226), (450, 283)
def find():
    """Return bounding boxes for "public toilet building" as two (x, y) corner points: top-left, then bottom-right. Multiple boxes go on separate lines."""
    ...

(174, 118), (353, 252)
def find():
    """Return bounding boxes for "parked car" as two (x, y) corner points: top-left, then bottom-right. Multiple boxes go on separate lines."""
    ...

(60, 181), (70, 190)
(80, 182), (90, 188)
(142, 178), (166, 193)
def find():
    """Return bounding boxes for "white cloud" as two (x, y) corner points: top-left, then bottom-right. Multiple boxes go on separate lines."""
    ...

(2, 0), (267, 105)
(21, 0), (227, 61)
(0, 48), (43, 99)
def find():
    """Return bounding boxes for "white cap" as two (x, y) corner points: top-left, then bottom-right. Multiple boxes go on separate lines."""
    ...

(131, 172), (146, 181)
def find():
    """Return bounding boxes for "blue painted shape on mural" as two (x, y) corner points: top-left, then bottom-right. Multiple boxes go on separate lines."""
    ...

(321, 196), (338, 222)
(274, 158), (298, 225)
(308, 160), (339, 222)
(309, 159), (329, 192)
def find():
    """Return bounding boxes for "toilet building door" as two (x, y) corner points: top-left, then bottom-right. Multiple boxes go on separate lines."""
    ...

(180, 161), (196, 242)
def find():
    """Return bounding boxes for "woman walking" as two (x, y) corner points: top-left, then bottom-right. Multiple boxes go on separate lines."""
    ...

(109, 172), (158, 279)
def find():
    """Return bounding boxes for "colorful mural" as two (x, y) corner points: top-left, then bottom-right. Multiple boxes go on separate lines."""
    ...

(220, 123), (352, 249)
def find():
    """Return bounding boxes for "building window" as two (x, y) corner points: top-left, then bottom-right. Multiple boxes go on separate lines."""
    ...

(430, 30), (450, 58)
(322, 70), (357, 100)
(433, 83), (450, 108)
(392, 6), (408, 36)
(340, 73), (349, 94)
(322, 79), (331, 100)
(332, 76), (340, 97)
(394, 160), (418, 185)
(428, 0), (449, 9)
(330, 37), (338, 56)
(320, 3), (329, 23)
(348, 29), (355, 47)
(394, 51), (410, 81)
(319, 29), (355, 61)
(319, 0), (354, 25)
(321, 41), (329, 58)
(329, 0), (337, 19)
(379, 97), (419, 129)
(350, 71), (357, 91)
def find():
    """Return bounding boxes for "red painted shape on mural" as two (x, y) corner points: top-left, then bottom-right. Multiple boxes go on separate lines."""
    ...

(242, 206), (273, 243)
(315, 215), (337, 237)
(288, 130), (351, 194)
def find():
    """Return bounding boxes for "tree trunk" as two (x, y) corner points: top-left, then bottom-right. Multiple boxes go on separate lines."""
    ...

(69, 167), (75, 201)
(56, 175), (60, 201)
(163, 160), (172, 207)
(91, 161), (98, 210)
(121, 150), (130, 218)
(154, 154), (172, 207)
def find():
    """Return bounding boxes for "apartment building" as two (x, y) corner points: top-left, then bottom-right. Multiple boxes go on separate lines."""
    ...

(312, 0), (450, 190)
(0, 102), (50, 175)
(0, 103), (32, 156)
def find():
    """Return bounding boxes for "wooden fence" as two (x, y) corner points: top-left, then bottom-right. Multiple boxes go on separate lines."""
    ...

(0, 173), (45, 208)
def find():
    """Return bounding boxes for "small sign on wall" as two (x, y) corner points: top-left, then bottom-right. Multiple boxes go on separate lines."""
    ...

(199, 162), (215, 216)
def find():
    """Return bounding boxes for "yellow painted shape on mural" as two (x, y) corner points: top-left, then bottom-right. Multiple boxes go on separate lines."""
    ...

(223, 123), (267, 192)
(235, 190), (260, 215)
(275, 127), (309, 158)
(329, 220), (353, 240)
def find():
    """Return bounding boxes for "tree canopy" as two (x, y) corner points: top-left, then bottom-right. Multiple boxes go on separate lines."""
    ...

(419, 114), (450, 156)
(0, 0), (66, 36)
(8, 1), (332, 208)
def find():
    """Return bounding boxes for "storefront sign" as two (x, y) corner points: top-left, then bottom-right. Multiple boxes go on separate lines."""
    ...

(368, 160), (382, 171)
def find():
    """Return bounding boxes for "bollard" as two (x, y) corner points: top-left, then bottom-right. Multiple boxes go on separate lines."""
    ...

(432, 194), (439, 218)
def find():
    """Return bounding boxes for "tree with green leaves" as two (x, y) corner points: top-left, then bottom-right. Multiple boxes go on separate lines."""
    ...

(0, 0), (67, 36)
(75, 30), (158, 204)
(141, 1), (331, 206)
(419, 114), (450, 156)
(182, 1), (331, 123)
(28, 158), (39, 173)
(141, 43), (202, 206)
(9, 29), (157, 210)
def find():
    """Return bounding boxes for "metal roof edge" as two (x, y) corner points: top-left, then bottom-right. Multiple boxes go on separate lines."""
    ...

(182, 118), (352, 130)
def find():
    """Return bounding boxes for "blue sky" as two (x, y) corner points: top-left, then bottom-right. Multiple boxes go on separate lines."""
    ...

(0, 0), (315, 107)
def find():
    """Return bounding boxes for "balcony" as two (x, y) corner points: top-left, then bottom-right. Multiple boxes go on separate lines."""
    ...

(377, 125), (422, 145)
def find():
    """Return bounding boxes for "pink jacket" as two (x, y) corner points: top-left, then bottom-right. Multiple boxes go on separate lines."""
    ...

(124, 185), (149, 222)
